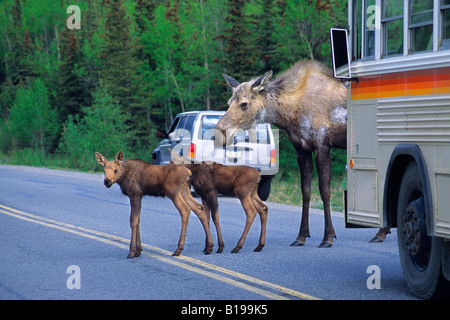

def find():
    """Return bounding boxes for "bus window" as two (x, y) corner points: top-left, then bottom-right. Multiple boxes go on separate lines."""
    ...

(364, 0), (376, 58)
(409, 0), (433, 53)
(382, 0), (403, 57)
(442, 0), (450, 48)
(352, 0), (362, 60)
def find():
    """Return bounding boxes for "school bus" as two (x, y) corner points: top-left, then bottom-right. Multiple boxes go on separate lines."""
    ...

(331, 0), (450, 299)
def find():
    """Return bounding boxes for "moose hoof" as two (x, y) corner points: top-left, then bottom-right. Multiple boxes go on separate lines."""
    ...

(369, 236), (384, 243)
(253, 245), (264, 252)
(217, 246), (224, 253)
(318, 234), (336, 248)
(203, 245), (213, 255)
(318, 241), (333, 248)
(127, 250), (141, 258)
(172, 249), (182, 256)
(231, 247), (241, 253)
(290, 239), (305, 247)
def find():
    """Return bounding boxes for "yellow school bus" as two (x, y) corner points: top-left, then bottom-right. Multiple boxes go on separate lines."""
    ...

(331, 0), (450, 299)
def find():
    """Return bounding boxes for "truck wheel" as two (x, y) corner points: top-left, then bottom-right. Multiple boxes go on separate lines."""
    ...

(397, 162), (450, 299)
(257, 176), (272, 201)
(152, 151), (160, 165)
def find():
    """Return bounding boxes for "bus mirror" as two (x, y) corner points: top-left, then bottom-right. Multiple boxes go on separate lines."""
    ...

(330, 28), (357, 81)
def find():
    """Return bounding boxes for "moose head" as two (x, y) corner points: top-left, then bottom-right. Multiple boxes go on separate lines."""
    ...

(95, 151), (124, 188)
(216, 71), (273, 146)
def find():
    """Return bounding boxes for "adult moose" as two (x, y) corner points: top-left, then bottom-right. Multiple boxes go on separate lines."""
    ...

(217, 60), (346, 248)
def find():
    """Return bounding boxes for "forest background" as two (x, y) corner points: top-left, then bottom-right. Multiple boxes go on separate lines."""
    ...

(0, 0), (347, 209)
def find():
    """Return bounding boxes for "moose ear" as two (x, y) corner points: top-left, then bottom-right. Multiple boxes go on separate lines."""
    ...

(95, 152), (107, 166)
(223, 74), (240, 91)
(251, 70), (273, 93)
(115, 151), (124, 165)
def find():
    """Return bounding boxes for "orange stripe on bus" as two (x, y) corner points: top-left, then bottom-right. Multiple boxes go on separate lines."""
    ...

(351, 67), (450, 100)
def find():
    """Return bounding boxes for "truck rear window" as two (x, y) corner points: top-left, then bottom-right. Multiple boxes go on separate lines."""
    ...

(199, 115), (270, 144)
(199, 115), (222, 140)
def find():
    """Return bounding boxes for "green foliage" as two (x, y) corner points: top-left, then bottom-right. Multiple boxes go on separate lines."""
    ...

(0, 118), (14, 154)
(0, 0), (348, 182)
(59, 86), (132, 171)
(276, 130), (347, 180)
(55, 28), (92, 123)
(223, 0), (257, 79)
(8, 78), (58, 152)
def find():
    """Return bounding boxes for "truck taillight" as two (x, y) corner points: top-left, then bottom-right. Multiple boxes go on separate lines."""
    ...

(189, 143), (196, 159)
(270, 149), (276, 164)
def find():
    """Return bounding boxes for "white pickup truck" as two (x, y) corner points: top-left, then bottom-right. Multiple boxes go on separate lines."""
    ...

(152, 111), (278, 201)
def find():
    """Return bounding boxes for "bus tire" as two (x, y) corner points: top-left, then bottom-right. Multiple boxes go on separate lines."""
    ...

(397, 162), (450, 299)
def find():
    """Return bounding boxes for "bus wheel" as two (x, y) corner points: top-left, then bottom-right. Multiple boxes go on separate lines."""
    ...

(397, 162), (449, 299)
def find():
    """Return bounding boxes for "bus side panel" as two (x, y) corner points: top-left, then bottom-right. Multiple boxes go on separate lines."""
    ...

(346, 99), (382, 227)
(436, 149), (450, 239)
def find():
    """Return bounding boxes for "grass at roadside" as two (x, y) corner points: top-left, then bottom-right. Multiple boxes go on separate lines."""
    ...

(0, 148), (76, 171)
(269, 172), (346, 212)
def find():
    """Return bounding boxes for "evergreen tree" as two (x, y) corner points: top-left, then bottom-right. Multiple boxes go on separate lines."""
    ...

(256, 0), (278, 74)
(74, 0), (103, 93)
(100, 0), (149, 149)
(142, 2), (187, 130)
(100, 0), (138, 109)
(135, 0), (159, 36)
(55, 28), (91, 123)
(223, 0), (256, 80)
(0, 0), (36, 114)
(134, 0), (165, 149)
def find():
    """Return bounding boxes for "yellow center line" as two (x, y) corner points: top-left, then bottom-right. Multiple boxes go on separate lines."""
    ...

(0, 204), (321, 300)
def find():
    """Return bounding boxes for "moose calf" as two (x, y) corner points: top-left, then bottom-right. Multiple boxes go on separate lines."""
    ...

(170, 149), (268, 253)
(95, 151), (214, 257)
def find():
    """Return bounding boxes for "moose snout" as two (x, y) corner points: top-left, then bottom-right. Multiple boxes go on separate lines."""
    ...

(215, 121), (236, 147)
(104, 179), (113, 188)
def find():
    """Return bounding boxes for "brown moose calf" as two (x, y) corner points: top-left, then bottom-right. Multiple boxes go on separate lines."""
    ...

(170, 150), (268, 253)
(95, 151), (214, 257)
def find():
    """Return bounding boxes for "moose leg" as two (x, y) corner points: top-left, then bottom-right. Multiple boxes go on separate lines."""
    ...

(251, 188), (268, 252)
(369, 227), (391, 243)
(128, 196), (142, 258)
(232, 195), (258, 253)
(204, 192), (225, 253)
(182, 186), (214, 254)
(170, 193), (191, 256)
(201, 200), (212, 252)
(291, 149), (313, 246)
(315, 148), (336, 248)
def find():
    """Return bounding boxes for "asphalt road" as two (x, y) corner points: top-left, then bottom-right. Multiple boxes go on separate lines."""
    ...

(0, 164), (415, 301)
